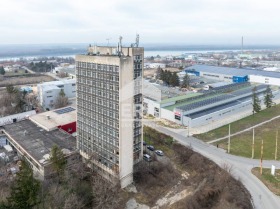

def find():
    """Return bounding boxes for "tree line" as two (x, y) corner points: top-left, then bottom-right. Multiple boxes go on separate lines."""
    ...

(252, 85), (274, 114)
(157, 68), (190, 88)
(29, 61), (52, 73)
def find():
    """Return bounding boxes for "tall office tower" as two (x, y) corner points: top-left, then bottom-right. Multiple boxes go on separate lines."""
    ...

(76, 42), (143, 188)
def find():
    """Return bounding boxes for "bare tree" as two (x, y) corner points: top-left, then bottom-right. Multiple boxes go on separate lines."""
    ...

(54, 89), (69, 109)
(92, 174), (120, 209)
(63, 193), (84, 209)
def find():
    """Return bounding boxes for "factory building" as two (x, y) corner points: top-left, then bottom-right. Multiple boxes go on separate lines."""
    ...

(184, 64), (280, 85)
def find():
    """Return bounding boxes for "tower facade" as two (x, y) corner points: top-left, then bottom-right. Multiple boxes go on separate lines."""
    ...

(76, 45), (143, 187)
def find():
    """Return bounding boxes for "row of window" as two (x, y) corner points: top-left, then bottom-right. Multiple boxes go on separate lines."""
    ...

(76, 62), (119, 73)
(77, 73), (119, 82)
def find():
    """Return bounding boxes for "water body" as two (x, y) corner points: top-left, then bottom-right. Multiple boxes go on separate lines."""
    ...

(0, 44), (280, 61)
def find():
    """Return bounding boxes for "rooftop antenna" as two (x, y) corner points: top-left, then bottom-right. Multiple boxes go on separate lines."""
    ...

(131, 34), (140, 47)
(118, 36), (123, 56)
(106, 38), (111, 46)
(136, 34), (139, 47)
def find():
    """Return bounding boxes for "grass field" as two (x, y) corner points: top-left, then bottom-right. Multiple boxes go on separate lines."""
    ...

(4, 69), (28, 76)
(195, 104), (280, 160)
(252, 168), (280, 196)
(195, 104), (280, 142)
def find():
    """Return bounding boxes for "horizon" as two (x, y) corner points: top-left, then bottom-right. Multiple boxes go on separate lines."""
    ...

(1, 0), (280, 45)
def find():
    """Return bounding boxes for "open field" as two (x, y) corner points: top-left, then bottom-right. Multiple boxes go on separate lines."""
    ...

(213, 117), (280, 160)
(252, 168), (280, 196)
(144, 67), (180, 77)
(195, 104), (280, 142)
(0, 74), (55, 87)
(4, 69), (29, 76)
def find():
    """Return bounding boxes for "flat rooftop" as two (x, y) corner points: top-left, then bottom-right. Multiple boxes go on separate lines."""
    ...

(29, 106), (76, 131)
(38, 79), (76, 87)
(3, 120), (76, 165)
(186, 64), (280, 78)
(160, 93), (202, 105)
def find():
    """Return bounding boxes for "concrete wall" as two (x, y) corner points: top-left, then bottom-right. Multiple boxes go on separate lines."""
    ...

(0, 110), (36, 126)
(161, 108), (175, 122)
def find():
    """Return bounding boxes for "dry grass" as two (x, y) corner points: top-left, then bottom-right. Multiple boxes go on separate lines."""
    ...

(144, 67), (180, 77)
(252, 167), (280, 196)
(0, 74), (55, 87)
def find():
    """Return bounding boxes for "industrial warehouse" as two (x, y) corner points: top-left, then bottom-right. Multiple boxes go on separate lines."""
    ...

(143, 65), (280, 130)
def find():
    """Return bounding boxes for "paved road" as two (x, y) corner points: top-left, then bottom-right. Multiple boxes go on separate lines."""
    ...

(144, 121), (280, 209)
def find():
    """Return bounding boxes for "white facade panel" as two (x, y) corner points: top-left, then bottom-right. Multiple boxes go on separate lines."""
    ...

(37, 79), (76, 110)
(249, 75), (280, 86)
(160, 108), (175, 122)
(143, 98), (160, 117)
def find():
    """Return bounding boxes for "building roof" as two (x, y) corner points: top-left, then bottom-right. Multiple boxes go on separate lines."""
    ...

(39, 79), (76, 87)
(160, 92), (202, 105)
(185, 64), (280, 78)
(3, 120), (76, 165)
(29, 106), (76, 131)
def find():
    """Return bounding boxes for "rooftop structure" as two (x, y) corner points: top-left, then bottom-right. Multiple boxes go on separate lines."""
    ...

(185, 64), (280, 79)
(29, 106), (76, 132)
(2, 119), (77, 179)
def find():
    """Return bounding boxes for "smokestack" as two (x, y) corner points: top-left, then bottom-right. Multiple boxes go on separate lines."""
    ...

(241, 36), (244, 53)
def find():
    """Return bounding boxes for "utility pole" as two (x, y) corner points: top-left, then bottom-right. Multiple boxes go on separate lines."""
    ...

(228, 124), (231, 153)
(252, 128), (255, 159)
(260, 140), (263, 175)
(275, 130), (278, 160)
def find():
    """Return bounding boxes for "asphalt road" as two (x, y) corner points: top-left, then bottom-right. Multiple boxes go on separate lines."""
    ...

(144, 121), (280, 209)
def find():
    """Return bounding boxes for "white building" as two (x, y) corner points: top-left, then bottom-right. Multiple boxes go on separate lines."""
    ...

(37, 79), (76, 110)
(144, 63), (166, 69)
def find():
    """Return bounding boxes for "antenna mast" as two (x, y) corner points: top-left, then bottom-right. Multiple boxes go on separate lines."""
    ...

(241, 36), (244, 53)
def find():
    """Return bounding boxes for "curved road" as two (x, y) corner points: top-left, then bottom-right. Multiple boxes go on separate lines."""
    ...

(144, 121), (280, 209)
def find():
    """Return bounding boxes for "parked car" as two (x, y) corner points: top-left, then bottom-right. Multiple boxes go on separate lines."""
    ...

(143, 141), (147, 146)
(147, 145), (155, 151)
(143, 154), (152, 162)
(155, 150), (164, 156)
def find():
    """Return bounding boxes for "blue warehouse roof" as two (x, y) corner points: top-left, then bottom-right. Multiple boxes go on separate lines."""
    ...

(185, 65), (280, 79)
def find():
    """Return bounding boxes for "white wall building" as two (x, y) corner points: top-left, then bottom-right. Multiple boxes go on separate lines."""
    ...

(37, 79), (76, 110)
(249, 75), (280, 86)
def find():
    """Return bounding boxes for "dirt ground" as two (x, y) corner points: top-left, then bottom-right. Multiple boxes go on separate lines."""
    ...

(144, 68), (180, 77)
(0, 74), (55, 87)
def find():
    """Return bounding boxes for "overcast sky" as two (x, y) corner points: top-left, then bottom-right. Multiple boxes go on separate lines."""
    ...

(1, 0), (280, 45)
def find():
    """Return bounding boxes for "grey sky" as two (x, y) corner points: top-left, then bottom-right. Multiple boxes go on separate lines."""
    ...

(1, 0), (280, 45)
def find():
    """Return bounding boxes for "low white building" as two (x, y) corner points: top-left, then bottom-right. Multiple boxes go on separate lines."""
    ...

(249, 75), (280, 86)
(37, 79), (76, 110)
(144, 63), (166, 69)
